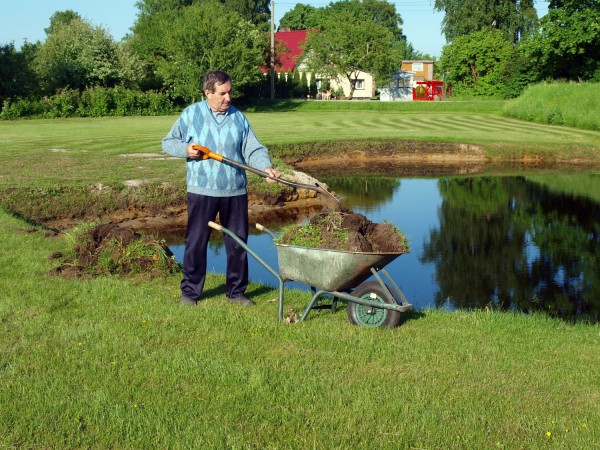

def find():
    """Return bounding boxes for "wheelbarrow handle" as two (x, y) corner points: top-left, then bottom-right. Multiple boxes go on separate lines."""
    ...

(191, 145), (340, 204)
(207, 220), (221, 231)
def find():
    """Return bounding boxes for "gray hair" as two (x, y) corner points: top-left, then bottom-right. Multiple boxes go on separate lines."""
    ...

(203, 71), (232, 93)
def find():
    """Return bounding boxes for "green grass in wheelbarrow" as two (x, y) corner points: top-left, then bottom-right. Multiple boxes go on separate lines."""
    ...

(275, 212), (409, 253)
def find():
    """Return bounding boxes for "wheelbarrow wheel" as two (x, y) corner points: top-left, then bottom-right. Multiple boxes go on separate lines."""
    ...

(347, 281), (401, 328)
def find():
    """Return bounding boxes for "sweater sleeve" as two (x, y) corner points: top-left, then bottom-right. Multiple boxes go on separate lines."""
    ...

(162, 115), (189, 158)
(242, 124), (273, 171)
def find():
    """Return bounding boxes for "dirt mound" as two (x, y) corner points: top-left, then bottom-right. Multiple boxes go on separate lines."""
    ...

(50, 223), (179, 278)
(276, 212), (408, 253)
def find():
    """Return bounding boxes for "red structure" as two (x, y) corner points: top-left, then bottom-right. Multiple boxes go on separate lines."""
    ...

(274, 30), (308, 72)
(260, 30), (308, 74)
(412, 80), (444, 101)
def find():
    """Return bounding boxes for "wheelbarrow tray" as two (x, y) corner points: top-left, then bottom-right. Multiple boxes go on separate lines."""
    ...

(275, 243), (404, 292)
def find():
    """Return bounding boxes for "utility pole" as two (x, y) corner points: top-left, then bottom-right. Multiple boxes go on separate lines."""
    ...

(270, 0), (275, 101)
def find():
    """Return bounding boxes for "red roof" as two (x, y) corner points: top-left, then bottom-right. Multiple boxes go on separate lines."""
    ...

(274, 30), (308, 72)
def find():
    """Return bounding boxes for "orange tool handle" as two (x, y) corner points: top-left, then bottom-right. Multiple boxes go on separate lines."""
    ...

(191, 145), (340, 203)
(192, 144), (223, 161)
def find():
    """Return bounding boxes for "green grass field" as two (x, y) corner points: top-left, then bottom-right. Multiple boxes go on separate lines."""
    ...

(1, 106), (600, 189)
(1, 210), (598, 448)
(1, 100), (600, 448)
(504, 82), (600, 131)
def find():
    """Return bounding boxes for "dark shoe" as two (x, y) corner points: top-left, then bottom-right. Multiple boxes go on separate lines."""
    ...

(227, 294), (255, 306)
(180, 295), (198, 306)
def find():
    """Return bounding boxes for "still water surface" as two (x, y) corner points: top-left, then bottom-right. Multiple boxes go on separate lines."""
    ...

(171, 174), (600, 322)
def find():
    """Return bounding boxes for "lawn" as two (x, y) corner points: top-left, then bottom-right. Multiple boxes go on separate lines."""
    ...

(1, 105), (600, 189)
(1, 209), (599, 448)
(1, 103), (600, 448)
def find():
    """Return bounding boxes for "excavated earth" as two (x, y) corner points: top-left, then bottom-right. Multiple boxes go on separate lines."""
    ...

(44, 141), (575, 277)
(277, 211), (408, 253)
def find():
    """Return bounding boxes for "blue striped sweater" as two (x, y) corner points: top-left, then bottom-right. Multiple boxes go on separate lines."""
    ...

(162, 101), (273, 197)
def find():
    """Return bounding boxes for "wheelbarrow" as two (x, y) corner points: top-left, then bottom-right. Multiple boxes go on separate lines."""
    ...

(208, 221), (414, 328)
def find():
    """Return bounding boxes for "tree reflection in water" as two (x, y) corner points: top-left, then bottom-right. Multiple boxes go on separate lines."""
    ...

(419, 176), (600, 322)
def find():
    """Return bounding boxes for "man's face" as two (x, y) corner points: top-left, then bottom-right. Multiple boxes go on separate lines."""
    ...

(205, 81), (232, 113)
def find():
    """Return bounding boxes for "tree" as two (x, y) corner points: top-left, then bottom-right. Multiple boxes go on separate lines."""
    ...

(299, 70), (309, 98)
(0, 43), (39, 104)
(155, 2), (266, 102)
(134, 0), (271, 31)
(291, 69), (301, 98)
(278, 4), (322, 31)
(434, 0), (537, 43)
(523, 0), (600, 81)
(308, 71), (317, 98)
(130, 0), (270, 95)
(440, 29), (533, 98)
(220, 0), (271, 31)
(44, 10), (82, 35)
(335, 0), (403, 39)
(34, 16), (144, 93)
(302, 0), (405, 99)
(276, 69), (288, 98)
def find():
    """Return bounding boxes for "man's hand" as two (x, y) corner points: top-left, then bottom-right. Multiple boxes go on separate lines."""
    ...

(264, 167), (281, 184)
(186, 143), (209, 159)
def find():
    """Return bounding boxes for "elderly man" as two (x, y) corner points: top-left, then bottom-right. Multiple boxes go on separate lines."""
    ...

(162, 70), (280, 306)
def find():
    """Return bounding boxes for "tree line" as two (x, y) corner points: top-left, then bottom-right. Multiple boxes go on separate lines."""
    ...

(1, 0), (598, 118)
(434, 0), (599, 97)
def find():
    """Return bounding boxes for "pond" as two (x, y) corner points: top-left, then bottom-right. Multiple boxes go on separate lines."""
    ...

(171, 170), (600, 322)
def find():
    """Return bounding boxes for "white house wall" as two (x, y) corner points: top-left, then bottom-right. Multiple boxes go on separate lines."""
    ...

(300, 68), (375, 99)
(380, 87), (413, 101)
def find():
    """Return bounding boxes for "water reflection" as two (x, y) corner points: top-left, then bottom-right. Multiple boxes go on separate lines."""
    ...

(421, 176), (599, 321)
(171, 173), (600, 322)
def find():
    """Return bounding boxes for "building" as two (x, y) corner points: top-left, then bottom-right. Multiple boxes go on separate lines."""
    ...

(380, 60), (438, 102)
(273, 30), (307, 73)
(269, 30), (376, 100)
(401, 60), (435, 84)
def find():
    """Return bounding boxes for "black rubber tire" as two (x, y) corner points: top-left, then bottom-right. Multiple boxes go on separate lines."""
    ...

(346, 281), (401, 328)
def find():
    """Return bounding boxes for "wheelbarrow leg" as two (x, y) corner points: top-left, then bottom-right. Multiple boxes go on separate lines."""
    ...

(300, 290), (328, 322)
(208, 221), (285, 321)
(370, 267), (411, 307)
(301, 288), (340, 321)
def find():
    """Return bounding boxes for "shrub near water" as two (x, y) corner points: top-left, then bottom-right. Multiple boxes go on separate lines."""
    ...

(503, 82), (600, 131)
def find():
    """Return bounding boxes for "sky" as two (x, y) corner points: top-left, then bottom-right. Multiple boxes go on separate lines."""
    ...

(1, 0), (549, 58)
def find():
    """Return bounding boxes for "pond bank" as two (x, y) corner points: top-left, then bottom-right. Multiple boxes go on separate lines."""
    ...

(118, 141), (600, 238)
(11, 140), (600, 238)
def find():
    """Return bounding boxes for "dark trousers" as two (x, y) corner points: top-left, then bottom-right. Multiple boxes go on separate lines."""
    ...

(181, 193), (248, 300)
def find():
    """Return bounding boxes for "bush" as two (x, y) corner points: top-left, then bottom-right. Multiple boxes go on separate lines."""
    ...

(440, 29), (535, 99)
(0, 88), (174, 119)
(80, 87), (115, 117)
(1, 98), (44, 119)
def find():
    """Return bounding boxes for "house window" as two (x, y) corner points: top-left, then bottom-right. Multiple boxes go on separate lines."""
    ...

(352, 79), (365, 90)
(412, 62), (423, 72)
(315, 79), (322, 90)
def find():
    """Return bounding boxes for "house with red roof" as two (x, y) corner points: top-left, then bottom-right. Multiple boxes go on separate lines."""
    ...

(274, 30), (308, 72)
(266, 29), (376, 100)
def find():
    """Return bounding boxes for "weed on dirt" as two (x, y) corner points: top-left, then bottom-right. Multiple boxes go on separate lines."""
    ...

(276, 211), (409, 253)
(50, 222), (180, 278)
